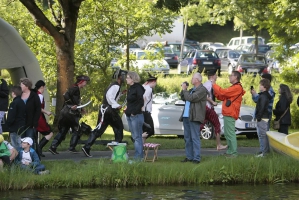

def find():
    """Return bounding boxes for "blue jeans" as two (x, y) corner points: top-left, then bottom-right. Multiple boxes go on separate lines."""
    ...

(257, 120), (269, 155)
(10, 132), (22, 149)
(183, 117), (201, 161)
(127, 114), (144, 160)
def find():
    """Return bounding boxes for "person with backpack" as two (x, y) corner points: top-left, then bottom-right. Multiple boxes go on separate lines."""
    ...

(82, 69), (127, 158)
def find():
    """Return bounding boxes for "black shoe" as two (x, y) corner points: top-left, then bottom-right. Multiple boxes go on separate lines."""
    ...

(48, 147), (59, 155)
(68, 148), (79, 153)
(181, 158), (192, 162)
(82, 147), (92, 158)
(192, 160), (200, 164)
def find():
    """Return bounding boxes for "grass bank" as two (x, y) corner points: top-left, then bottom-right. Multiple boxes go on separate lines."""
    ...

(1, 153), (299, 190)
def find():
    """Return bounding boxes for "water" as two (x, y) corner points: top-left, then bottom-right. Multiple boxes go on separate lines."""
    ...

(2, 184), (299, 199)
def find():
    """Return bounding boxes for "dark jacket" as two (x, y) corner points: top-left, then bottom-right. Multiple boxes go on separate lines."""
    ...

(25, 90), (41, 128)
(255, 91), (271, 121)
(0, 79), (9, 111)
(273, 95), (291, 125)
(64, 85), (81, 106)
(180, 84), (208, 123)
(6, 96), (26, 133)
(125, 83), (145, 116)
(15, 147), (41, 168)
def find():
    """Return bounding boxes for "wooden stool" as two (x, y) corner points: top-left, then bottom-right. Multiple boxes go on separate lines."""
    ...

(143, 143), (160, 162)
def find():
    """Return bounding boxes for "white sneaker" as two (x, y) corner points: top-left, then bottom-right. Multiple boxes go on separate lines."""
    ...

(255, 153), (264, 158)
(38, 170), (50, 175)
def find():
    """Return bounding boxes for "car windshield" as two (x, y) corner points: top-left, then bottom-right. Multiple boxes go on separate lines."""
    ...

(196, 51), (217, 58)
(229, 51), (241, 58)
(241, 55), (266, 64)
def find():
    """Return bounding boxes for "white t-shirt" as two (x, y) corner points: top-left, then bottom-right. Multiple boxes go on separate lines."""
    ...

(21, 151), (32, 164)
(106, 85), (122, 108)
(203, 80), (213, 108)
(142, 84), (153, 112)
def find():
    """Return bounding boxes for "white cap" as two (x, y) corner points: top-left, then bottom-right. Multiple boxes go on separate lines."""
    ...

(21, 137), (33, 146)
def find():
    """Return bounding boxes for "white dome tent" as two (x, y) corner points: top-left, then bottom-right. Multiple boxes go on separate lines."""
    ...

(0, 17), (50, 107)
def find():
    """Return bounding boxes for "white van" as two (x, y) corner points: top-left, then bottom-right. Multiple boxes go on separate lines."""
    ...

(227, 36), (265, 50)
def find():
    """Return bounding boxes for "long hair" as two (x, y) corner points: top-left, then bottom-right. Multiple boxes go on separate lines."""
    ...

(280, 84), (293, 104)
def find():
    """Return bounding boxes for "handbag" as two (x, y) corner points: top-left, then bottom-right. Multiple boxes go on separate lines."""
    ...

(272, 107), (289, 130)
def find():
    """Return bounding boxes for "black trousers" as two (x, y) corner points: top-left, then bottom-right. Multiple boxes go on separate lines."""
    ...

(84, 106), (124, 149)
(143, 111), (154, 138)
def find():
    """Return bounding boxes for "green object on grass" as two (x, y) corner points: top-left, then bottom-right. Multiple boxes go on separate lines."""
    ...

(111, 145), (128, 163)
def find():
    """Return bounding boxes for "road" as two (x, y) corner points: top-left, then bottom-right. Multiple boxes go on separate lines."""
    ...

(41, 147), (259, 162)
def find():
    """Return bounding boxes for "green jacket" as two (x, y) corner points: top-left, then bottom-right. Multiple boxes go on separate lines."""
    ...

(0, 142), (10, 157)
(181, 84), (207, 123)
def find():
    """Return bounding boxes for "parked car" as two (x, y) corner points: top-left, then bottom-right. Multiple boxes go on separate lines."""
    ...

(247, 44), (271, 54)
(131, 50), (170, 75)
(145, 44), (179, 68)
(227, 36), (265, 50)
(145, 41), (195, 59)
(218, 50), (244, 74)
(178, 50), (221, 76)
(121, 43), (141, 53)
(121, 100), (257, 139)
(235, 44), (252, 52)
(236, 53), (269, 75)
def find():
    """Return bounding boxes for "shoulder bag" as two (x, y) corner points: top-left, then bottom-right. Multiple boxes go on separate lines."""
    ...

(273, 107), (289, 130)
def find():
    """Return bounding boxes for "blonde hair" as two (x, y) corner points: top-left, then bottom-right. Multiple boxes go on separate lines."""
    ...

(20, 78), (32, 89)
(127, 71), (140, 83)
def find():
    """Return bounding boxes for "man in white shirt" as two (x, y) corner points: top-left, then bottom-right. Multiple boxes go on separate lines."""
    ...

(82, 69), (127, 157)
(142, 74), (157, 143)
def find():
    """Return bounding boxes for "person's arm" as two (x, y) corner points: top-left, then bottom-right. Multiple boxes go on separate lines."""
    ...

(182, 86), (207, 103)
(9, 148), (18, 162)
(30, 150), (41, 167)
(6, 101), (16, 127)
(255, 95), (268, 121)
(0, 79), (9, 98)
(251, 90), (259, 103)
(131, 85), (145, 115)
(33, 94), (42, 128)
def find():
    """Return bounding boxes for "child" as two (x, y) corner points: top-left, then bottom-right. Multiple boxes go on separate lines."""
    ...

(0, 134), (18, 170)
(255, 79), (272, 157)
(15, 137), (49, 175)
(6, 86), (26, 149)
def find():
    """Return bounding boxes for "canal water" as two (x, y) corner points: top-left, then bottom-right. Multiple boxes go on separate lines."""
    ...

(2, 184), (299, 199)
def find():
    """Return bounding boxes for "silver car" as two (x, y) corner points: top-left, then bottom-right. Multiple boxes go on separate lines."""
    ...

(122, 100), (257, 139)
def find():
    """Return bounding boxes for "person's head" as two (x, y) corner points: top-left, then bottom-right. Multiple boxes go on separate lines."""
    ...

(229, 71), (241, 84)
(191, 72), (202, 87)
(20, 78), (32, 92)
(21, 137), (33, 149)
(126, 71), (140, 85)
(75, 75), (90, 88)
(207, 70), (217, 81)
(34, 80), (46, 93)
(261, 73), (272, 83)
(11, 86), (22, 98)
(0, 134), (4, 144)
(145, 73), (157, 88)
(113, 69), (128, 85)
(259, 79), (270, 92)
(279, 84), (293, 103)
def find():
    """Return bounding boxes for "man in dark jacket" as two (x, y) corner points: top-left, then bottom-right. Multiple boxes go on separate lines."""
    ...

(255, 79), (272, 157)
(0, 77), (9, 134)
(82, 69), (127, 157)
(7, 86), (26, 148)
(49, 75), (90, 154)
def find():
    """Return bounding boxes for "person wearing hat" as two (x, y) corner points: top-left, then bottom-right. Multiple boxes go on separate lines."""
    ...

(34, 80), (54, 158)
(0, 135), (18, 170)
(203, 70), (227, 150)
(141, 73), (157, 143)
(49, 75), (90, 155)
(15, 137), (49, 175)
(82, 70), (127, 157)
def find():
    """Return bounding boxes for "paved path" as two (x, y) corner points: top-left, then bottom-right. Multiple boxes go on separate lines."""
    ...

(42, 147), (259, 162)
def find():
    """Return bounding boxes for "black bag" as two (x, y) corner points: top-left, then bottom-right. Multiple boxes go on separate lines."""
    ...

(225, 100), (231, 107)
(80, 122), (92, 135)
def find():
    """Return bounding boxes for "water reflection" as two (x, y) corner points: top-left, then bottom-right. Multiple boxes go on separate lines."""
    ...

(3, 184), (299, 199)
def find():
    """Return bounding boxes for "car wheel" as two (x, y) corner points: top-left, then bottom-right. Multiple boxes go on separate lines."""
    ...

(201, 121), (215, 140)
(228, 64), (233, 75)
(177, 64), (182, 74)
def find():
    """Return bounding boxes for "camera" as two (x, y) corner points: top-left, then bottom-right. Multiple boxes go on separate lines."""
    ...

(181, 81), (189, 87)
